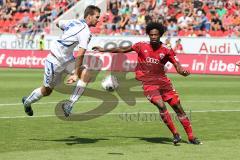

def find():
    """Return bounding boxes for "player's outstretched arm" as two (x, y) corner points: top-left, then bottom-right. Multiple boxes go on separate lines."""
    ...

(173, 61), (190, 77)
(67, 47), (86, 84)
(92, 45), (133, 53)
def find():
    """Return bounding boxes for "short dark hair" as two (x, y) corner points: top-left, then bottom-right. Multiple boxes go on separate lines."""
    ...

(146, 22), (166, 36)
(84, 5), (101, 18)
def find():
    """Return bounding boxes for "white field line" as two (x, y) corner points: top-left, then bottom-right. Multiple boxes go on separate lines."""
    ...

(1, 110), (240, 119)
(1, 100), (240, 107)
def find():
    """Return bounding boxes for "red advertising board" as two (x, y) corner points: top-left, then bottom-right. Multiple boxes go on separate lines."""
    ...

(0, 49), (239, 75)
(166, 54), (240, 75)
(0, 50), (48, 68)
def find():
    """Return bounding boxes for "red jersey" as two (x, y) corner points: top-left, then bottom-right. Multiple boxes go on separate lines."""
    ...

(132, 42), (178, 85)
(174, 44), (183, 53)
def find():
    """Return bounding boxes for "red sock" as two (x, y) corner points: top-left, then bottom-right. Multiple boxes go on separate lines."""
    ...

(159, 110), (177, 135)
(178, 115), (194, 140)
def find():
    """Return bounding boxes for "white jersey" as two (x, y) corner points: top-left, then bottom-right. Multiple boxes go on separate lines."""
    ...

(50, 19), (91, 64)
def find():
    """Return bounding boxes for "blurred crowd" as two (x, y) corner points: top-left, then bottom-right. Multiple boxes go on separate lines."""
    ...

(91, 0), (240, 37)
(0, 0), (78, 40)
(0, 0), (239, 38)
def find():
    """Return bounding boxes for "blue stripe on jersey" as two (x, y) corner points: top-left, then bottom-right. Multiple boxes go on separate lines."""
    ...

(45, 60), (54, 75)
(50, 61), (54, 76)
(57, 40), (76, 47)
(57, 20), (87, 47)
(44, 60), (54, 84)
(63, 23), (86, 41)
(80, 19), (86, 24)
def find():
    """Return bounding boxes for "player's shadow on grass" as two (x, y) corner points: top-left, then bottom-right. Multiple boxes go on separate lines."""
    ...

(108, 136), (188, 145)
(137, 137), (188, 144)
(127, 136), (174, 145)
(135, 136), (189, 145)
(30, 136), (109, 145)
(139, 137), (174, 144)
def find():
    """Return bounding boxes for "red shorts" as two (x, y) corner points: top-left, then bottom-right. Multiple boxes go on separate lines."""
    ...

(143, 83), (179, 103)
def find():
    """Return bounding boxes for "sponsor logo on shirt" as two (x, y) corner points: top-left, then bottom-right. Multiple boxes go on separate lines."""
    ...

(159, 53), (165, 59)
(146, 57), (159, 64)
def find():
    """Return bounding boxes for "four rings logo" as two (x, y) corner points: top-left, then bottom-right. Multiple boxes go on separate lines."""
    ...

(146, 57), (159, 64)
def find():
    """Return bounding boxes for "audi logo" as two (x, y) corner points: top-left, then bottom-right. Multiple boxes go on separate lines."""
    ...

(146, 57), (159, 64)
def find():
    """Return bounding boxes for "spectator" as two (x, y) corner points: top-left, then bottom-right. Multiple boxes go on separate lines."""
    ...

(173, 38), (184, 54)
(39, 32), (45, 50)
(32, 0), (42, 11)
(145, 10), (153, 24)
(121, 0), (136, 8)
(210, 12), (224, 31)
(119, 13), (129, 32)
(131, 3), (139, 16)
(107, 0), (120, 11)
(119, 4), (130, 15)
(193, 9), (210, 31)
(165, 37), (172, 48)
(232, 11), (240, 28)
(187, 26), (197, 37)
(127, 12), (140, 34)
(136, 7), (146, 34)
(177, 9), (193, 29)
(194, 0), (203, 9)
(111, 3), (121, 30)
(167, 18), (178, 36)
(216, 2), (227, 18)
(148, 0), (157, 10)
(154, 2), (168, 17)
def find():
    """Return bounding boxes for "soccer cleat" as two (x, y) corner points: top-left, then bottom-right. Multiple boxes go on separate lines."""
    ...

(188, 138), (202, 145)
(61, 100), (73, 117)
(22, 97), (33, 116)
(173, 133), (181, 145)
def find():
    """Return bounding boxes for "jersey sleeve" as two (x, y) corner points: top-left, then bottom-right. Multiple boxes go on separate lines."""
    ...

(76, 28), (91, 50)
(131, 42), (142, 53)
(168, 48), (178, 64)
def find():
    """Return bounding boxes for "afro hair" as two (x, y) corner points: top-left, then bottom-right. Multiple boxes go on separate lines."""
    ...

(146, 22), (166, 37)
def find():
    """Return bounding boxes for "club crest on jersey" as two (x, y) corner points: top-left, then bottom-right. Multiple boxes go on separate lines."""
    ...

(159, 53), (165, 59)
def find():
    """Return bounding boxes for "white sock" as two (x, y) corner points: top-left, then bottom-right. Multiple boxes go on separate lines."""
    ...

(70, 80), (87, 106)
(24, 88), (43, 106)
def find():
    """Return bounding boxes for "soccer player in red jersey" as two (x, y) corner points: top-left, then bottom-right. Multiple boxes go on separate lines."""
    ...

(93, 22), (202, 145)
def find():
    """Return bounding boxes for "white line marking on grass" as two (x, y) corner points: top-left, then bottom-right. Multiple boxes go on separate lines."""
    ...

(1, 110), (240, 119)
(1, 100), (240, 107)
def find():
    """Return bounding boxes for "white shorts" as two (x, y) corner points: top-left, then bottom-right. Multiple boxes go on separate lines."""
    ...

(43, 54), (75, 88)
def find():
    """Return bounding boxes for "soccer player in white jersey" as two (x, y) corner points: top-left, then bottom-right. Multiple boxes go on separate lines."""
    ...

(22, 5), (101, 117)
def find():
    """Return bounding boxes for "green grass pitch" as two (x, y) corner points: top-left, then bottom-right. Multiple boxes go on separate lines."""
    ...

(0, 68), (240, 160)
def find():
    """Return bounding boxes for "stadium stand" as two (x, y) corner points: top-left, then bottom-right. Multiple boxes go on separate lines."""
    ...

(91, 0), (240, 37)
(0, 0), (79, 36)
(0, 0), (239, 37)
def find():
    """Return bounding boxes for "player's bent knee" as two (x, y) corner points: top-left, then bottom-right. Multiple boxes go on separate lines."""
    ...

(41, 87), (52, 96)
(168, 95), (180, 107)
(151, 97), (166, 110)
